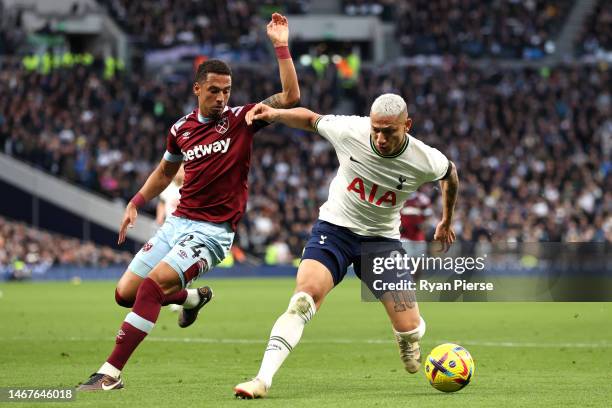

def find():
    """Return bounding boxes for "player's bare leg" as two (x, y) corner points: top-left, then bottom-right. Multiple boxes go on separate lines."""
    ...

(380, 290), (425, 373)
(115, 271), (143, 308)
(114, 269), (208, 318)
(234, 260), (334, 399)
(78, 262), (204, 391)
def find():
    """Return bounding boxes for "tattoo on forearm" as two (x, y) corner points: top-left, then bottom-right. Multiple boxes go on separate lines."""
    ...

(442, 164), (459, 219)
(262, 93), (297, 109)
(446, 178), (458, 211)
(261, 93), (283, 108)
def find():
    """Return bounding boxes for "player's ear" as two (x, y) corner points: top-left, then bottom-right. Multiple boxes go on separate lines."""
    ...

(405, 117), (412, 133)
(193, 82), (200, 96)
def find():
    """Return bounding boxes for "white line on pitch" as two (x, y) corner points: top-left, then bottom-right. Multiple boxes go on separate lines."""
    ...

(2, 336), (611, 348)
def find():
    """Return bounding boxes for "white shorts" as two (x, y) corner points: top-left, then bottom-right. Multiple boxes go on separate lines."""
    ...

(128, 215), (234, 287)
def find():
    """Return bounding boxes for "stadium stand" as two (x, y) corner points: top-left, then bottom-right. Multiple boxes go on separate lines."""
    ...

(578, 0), (612, 55)
(97, 0), (309, 49)
(2, 59), (609, 261)
(354, 63), (611, 243)
(0, 0), (610, 270)
(342, 0), (394, 20)
(0, 1), (25, 55)
(0, 215), (132, 278)
(394, 0), (575, 58)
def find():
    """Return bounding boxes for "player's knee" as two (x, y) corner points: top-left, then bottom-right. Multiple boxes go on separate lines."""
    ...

(115, 288), (135, 308)
(148, 265), (182, 295)
(286, 291), (316, 323)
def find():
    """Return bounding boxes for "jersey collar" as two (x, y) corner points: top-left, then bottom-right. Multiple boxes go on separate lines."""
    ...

(197, 106), (229, 124)
(370, 134), (409, 158)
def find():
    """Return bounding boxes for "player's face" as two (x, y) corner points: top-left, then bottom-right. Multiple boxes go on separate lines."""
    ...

(370, 112), (412, 156)
(193, 73), (232, 119)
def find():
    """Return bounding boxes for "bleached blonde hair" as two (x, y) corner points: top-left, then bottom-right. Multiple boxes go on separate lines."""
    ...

(370, 93), (407, 118)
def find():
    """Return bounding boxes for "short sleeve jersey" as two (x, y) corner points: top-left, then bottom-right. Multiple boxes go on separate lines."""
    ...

(315, 115), (449, 239)
(164, 104), (266, 230)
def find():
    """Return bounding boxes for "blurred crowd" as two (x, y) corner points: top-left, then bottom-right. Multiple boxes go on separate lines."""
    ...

(98, 0), (308, 50)
(0, 1), (25, 55)
(4, 58), (609, 265)
(0, 216), (132, 278)
(0, 57), (338, 203)
(1, 0), (611, 269)
(353, 62), (611, 243)
(579, 1), (612, 56)
(394, 0), (574, 59)
(342, 0), (394, 20)
(97, 0), (579, 59)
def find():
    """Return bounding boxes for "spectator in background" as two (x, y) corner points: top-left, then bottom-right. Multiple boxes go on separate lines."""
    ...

(156, 164), (184, 225)
(0, 216), (132, 276)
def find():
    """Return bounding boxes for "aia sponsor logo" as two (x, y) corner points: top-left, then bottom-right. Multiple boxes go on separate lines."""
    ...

(142, 242), (153, 252)
(215, 117), (229, 134)
(346, 177), (397, 206)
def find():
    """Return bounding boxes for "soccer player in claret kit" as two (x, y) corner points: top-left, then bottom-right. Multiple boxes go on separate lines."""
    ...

(77, 13), (300, 391)
(234, 94), (459, 398)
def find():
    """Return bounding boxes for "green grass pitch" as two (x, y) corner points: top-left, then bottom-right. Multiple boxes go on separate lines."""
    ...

(0, 278), (611, 407)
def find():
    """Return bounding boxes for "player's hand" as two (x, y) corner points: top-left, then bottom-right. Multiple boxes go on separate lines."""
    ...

(267, 13), (289, 46)
(433, 221), (456, 253)
(118, 202), (138, 245)
(246, 103), (279, 125)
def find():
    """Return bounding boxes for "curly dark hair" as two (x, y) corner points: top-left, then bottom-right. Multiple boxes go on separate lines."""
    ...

(195, 59), (232, 83)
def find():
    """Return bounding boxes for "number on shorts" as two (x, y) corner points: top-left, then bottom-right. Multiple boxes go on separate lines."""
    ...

(190, 243), (207, 259)
(177, 235), (194, 247)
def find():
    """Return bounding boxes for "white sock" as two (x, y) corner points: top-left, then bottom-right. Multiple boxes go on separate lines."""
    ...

(183, 289), (200, 309)
(256, 292), (316, 388)
(98, 361), (121, 379)
(394, 316), (426, 342)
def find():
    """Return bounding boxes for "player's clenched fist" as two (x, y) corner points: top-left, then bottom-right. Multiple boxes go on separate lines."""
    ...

(246, 103), (279, 125)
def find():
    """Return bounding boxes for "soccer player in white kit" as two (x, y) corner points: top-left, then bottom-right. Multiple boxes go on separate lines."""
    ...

(234, 94), (459, 398)
(156, 164), (184, 225)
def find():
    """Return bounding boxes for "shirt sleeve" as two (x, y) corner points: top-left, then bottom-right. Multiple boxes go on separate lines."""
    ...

(164, 131), (183, 162)
(422, 144), (451, 182)
(315, 115), (367, 145)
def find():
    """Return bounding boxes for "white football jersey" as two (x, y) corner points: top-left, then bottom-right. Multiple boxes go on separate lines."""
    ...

(159, 182), (181, 218)
(315, 115), (450, 239)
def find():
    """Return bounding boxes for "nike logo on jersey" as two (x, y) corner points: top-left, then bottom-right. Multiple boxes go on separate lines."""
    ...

(183, 138), (231, 162)
(349, 156), (363, 164)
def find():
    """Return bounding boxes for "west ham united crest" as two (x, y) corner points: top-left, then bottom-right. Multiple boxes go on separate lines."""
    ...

(215, 117), (229, 134)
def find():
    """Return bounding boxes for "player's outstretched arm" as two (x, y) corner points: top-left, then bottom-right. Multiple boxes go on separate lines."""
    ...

(246, 104), (321, 132)
(118, 159), (181, 244)
(434, 161), (459, 252)
(261, 13), (300, 108)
